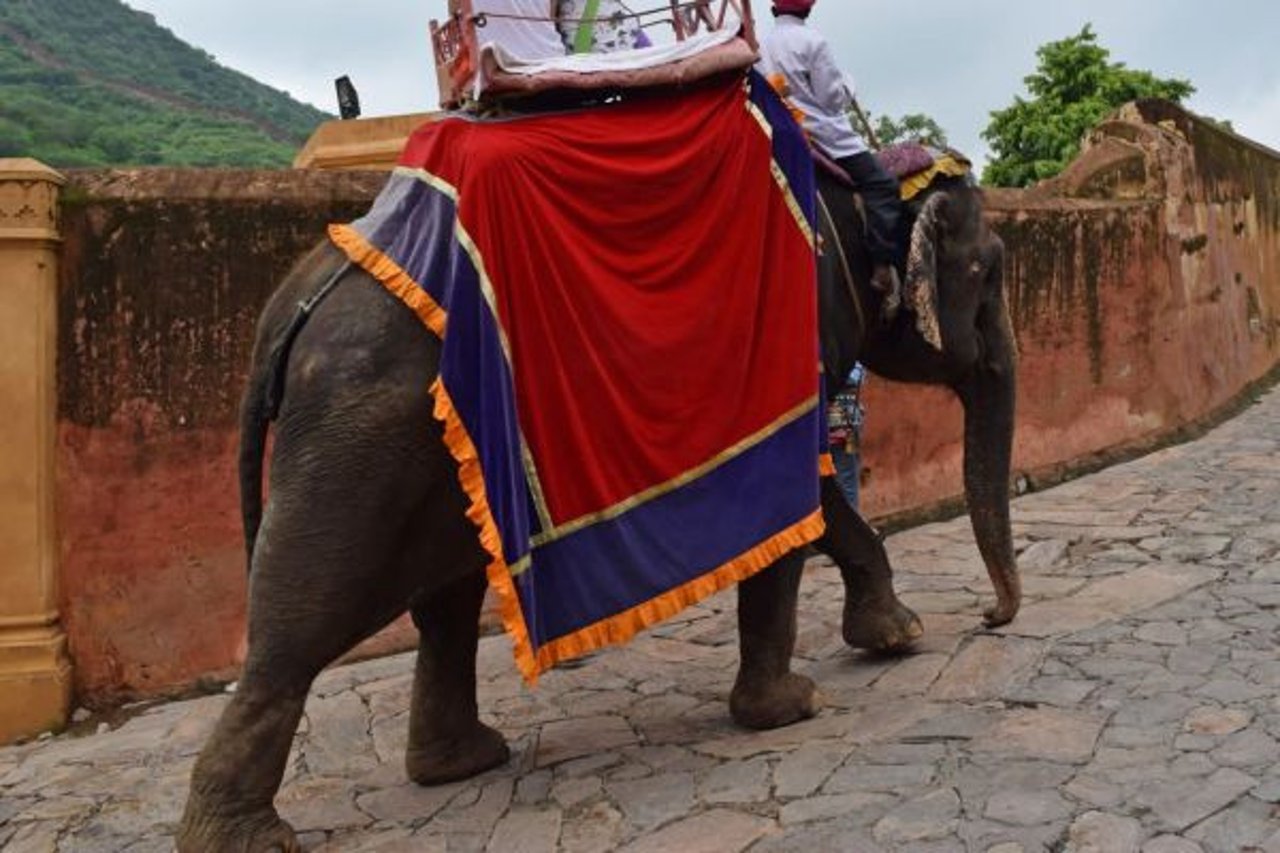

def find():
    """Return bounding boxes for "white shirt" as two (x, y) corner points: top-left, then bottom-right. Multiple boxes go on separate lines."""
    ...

(556, 0), (646, 53)
(473, 0), (566, 64)
(756, 15), (868, 159)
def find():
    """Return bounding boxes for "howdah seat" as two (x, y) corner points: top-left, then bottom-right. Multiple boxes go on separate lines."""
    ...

(431, 0), (758, 108)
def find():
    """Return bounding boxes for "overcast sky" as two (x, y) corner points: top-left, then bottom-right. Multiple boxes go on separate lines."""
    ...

(124, 1), (1280, 166)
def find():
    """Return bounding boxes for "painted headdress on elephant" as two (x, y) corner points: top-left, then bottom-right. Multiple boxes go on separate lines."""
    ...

(903, 190), (949, 351)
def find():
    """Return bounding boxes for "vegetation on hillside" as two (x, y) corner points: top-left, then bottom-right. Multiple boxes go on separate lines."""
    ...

(0, 0), (331, 168)
(982, 25), (1194, 187)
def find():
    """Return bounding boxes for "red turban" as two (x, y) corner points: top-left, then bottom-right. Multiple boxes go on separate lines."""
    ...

(773, 0), (816, 13)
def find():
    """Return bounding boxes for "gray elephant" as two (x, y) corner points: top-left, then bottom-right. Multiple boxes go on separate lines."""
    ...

(176, 170), (1016, 851)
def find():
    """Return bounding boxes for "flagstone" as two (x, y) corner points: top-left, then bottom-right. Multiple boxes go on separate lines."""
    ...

(970, 708), (1105, 763)
(1183, 706), (1251, 736)
(535, 715), (637, 767)
(872, 787), (961, 843)
(778, 790), (895, 825)
(1133, 767), (1257, 832)
(1062, 810), (1143, 852)
(606, 771), (696, 832)
(617, 809), (773, 853)
(355, 782), (467, 825)
(1139, 837), (1203, 853)
(487, 807), (563, 853)
(984, 789), (1073, 827)
(929, 636), (1045, 701)
(558, 802), (625, 853)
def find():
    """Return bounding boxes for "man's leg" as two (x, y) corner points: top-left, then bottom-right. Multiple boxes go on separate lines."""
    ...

(831, 445), (860, 510)
(837, 151), (903, 315)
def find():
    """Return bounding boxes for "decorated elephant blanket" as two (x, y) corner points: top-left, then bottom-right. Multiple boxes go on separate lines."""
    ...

(330, 71), (826, 682)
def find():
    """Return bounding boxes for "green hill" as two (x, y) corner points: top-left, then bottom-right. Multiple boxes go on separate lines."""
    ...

(0, 0), (331, 168)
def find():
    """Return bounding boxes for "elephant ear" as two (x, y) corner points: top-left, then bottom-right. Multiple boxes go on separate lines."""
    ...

(904, 189), (949, 351)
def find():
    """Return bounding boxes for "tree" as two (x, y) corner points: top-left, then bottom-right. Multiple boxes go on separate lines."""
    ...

(870, 113), (949, 149)
(981, 24), (1194, 187)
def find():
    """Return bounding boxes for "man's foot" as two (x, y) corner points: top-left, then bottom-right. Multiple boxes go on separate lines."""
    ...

(870, 264), (901, 322)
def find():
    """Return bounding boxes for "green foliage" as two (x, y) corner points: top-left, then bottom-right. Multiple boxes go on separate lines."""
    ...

(981, 24), (1194, 187)
(0, 0), (331, 168)
(871, 113), (949, 149)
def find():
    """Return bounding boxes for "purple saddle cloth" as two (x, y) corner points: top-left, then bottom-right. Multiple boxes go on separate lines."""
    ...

(875, 141), (938, 180)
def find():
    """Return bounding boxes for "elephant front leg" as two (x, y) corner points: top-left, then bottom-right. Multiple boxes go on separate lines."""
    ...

(816, 478), (923, 652)
(177, 685), (306, 853)
(730, 551), (823, 729)
(405, 569), (510, 786)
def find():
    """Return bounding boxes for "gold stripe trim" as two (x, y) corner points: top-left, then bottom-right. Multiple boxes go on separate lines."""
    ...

(771, 160), (815, 250)
(519, 437), (555, 538)
(529, 394), (820, 549)
(453, 221), (555, 533)
(329, 227), (545, 679)
(744, 99), (774, 140)
(742, 86), (813, 251)
(393, 165), (460, 201)
(409, 164), (553, 529)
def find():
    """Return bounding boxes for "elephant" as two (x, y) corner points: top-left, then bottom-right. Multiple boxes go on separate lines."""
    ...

(816, 170), (1020, 631)
(176, 168), (1017, 851)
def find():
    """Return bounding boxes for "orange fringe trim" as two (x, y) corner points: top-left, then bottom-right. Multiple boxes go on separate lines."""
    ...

(531, 510), (826, 673)
(818, 452), (836, 477)
(329, 223), (829, 684)
(431, 379), (542, 682)
(328, 223), (541, 681)
(329, 225), (447, 337)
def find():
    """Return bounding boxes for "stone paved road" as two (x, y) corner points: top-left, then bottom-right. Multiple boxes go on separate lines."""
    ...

(5, 389), (1280, 853)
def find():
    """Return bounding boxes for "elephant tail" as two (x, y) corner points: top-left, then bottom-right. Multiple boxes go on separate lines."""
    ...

(239, 356), (272, 574)
(239, 258), (353, 573)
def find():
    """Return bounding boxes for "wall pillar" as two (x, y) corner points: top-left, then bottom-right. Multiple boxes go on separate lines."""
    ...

(0, 159), (71, 743)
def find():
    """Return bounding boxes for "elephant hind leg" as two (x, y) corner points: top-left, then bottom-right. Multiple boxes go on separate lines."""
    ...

(178, 688), (307, 853)
(730, 551), (824, 729)
(405, 569), (509, 786)
(177, 534), (429, 852)
(179, 444), (470, 849)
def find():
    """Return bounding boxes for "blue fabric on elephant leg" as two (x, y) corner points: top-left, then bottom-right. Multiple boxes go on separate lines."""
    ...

(831, 446), (860, 511)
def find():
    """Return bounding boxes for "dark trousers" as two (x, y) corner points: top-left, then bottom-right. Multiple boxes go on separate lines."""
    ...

(831, 445), (860, 510)
(836, 151), (902, 267)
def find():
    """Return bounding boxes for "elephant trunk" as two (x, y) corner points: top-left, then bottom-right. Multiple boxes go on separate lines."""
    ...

(957, 296), (1020, 626)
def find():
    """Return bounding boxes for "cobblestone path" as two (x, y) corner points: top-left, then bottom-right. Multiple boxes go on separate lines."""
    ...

(5, 388), (1280, 852)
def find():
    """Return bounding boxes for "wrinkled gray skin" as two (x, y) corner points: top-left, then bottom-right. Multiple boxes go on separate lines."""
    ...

(176, 174), (1016, 852)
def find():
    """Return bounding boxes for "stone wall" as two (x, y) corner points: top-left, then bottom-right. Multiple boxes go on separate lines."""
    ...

(51, 100), (1280, 705)
(55, 169), (385, 703)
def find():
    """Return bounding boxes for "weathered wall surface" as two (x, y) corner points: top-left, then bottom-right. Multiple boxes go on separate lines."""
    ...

(53, 101), (1279, 704)
(56, 169), (386, 702)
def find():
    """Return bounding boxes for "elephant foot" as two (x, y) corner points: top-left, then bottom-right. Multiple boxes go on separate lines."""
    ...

(176, 805), (300, 853)
(843, 596), (923, 653)
(406, 722), (510, 786)
(983, 595), (1020, 628)
(730, 672), (823, 730)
